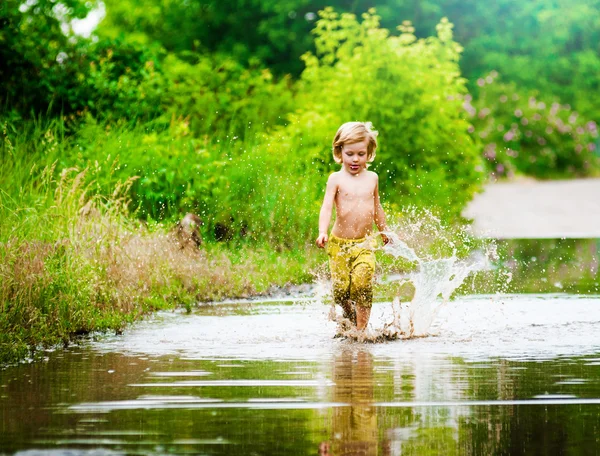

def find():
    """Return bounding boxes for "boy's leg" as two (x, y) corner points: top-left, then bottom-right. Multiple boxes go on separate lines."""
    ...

(328, 245), (354, 324)
(340, 299), (355, 325)
(356, 306), (371, 331)
(349, 251), (375, 330)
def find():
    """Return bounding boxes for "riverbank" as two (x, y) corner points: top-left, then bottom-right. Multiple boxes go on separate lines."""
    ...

(5, 170), (598, 365)
(1, 233), (321, 365)
(0, 169), (322, 365)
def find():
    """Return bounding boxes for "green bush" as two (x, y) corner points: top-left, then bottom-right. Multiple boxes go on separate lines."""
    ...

(149, 53), (294, 138)
(0, 0), (91, 115)
(468, 72), (600, 178)
(3, 9), (488, 250)
(62, 117), (318, 247)
(269, 10), (483, 221)
(67, 10), (485, 246)
(0, 147), (322, 363)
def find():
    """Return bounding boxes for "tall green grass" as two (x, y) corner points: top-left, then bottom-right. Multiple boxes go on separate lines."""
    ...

(0, 120), (323, 364)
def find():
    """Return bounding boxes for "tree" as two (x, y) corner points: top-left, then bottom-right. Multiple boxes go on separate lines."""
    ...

(0, 0), (92, 114)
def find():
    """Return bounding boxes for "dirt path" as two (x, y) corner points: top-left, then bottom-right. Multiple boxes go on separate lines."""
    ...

(462, 178), (600, 239)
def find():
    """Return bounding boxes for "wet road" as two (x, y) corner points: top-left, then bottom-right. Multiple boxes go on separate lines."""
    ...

(463, 178), (600, 238)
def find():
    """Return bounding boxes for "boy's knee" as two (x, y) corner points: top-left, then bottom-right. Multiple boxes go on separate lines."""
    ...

(352, 288), (373, 308)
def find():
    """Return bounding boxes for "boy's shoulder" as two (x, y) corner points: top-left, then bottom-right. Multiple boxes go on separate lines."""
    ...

(365, 170), (380, 182)
(327, 170), (343, 182)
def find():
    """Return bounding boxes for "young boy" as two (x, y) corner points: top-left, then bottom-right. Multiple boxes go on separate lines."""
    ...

(316, 121), (389, 331)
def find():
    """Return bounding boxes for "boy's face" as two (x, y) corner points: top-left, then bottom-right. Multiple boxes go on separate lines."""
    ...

(341, 139), (370, 175)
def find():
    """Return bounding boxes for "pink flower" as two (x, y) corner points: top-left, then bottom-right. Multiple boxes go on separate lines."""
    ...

(503, 131), (515, 141)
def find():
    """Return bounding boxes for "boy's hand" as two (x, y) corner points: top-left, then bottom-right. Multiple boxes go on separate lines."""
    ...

(316, 233), (328, 248)
(381, 232), (391, 245)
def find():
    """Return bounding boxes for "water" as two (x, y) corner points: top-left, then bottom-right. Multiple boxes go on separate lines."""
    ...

(379, 231), (488, 338)
(2, 294), (600, 455)
(2, 238), (600, 454)
(346, 229), (492, 339)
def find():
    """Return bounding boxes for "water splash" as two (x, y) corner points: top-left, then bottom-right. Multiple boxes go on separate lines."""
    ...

(328, 212), (496, 341)
(382, 230), (494, 338)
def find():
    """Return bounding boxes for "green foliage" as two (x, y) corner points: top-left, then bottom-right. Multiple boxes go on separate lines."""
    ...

(0, 144), (323, 364)
(77, 38), (163, 121)
(97, 0), (324, 75)
(0, 0), (92, 114)
(1, 2), (292, 133)
(95, 0), (600, 124)
(442, 0), (600, 121)
(151, 54), (293, 137)
(468, 72), (599, 178)
(0, 0), (165, 121)
(288, 10), (483, 220)
(23, 11), (484, 246)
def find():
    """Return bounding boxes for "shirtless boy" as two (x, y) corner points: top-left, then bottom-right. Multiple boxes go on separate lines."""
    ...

(316, 122), (389, 331)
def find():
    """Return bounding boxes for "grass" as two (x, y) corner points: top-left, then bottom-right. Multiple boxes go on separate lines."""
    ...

(0, 162), (323, 365)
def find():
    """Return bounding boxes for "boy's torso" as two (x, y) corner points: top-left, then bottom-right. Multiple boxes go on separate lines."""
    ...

(332, 170), (377, 240)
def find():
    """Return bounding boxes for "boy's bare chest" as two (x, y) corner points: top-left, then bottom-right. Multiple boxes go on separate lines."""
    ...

(336, 180), (375, 200)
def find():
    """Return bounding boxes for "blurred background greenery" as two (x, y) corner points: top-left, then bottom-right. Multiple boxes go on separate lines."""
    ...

(3, 0), (600, 238)
(1, 0), (600, 360)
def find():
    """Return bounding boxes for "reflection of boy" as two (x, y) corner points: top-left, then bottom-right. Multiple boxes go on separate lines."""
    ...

(316, 122), (389, 331)
(331, 349), (378, 455)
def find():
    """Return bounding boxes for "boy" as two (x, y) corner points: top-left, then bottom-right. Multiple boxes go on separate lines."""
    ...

(316, 122), (389, 331)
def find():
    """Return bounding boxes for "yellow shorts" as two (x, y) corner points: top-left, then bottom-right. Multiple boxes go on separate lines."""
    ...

(326, 234), (376, 309)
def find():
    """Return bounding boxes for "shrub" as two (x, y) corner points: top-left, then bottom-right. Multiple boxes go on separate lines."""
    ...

(0, 159), (320, 364)
(468, 72), (600, 178)
(151, 54), (294, 138)
(272, 9), (483, 222)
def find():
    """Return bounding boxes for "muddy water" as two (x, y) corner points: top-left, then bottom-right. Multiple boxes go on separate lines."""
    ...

(2, 293), (600, 455)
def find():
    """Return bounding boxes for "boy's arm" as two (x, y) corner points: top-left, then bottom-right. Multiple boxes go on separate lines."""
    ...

(374, 175), (390, 243)
(316, 174), (337, 248)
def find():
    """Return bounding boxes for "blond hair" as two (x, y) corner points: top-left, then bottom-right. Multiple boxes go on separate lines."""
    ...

(332, 121), (379, 164)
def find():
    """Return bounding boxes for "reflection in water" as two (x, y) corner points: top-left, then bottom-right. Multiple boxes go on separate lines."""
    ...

(329, 349), (379, 455)
(2, 295), (600, 454)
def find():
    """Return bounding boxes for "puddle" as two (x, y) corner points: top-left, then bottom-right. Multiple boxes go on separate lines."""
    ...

(2, 294), (600, 455)
(2, 236), (600, 454)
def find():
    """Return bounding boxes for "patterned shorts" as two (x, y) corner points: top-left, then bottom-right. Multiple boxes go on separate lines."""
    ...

(326, 234), (376, 309)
